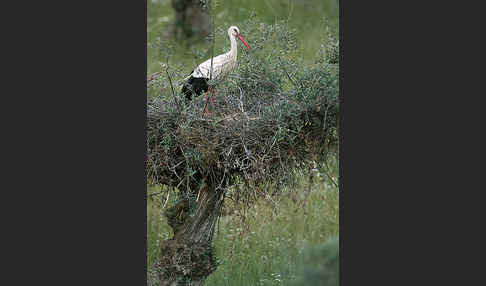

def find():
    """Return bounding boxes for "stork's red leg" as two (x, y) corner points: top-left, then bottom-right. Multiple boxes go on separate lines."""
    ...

(205, 89), (209, 117)
(211, 89), (215, 117)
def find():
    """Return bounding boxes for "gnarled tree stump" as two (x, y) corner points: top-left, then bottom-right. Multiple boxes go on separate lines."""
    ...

(148, 180), (225, 286)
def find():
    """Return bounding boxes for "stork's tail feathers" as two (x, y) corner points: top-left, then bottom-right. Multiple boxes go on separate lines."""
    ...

(181, 75), (209, 101)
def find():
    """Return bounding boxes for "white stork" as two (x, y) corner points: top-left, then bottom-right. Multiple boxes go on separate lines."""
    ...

(181, 26), (251, 116)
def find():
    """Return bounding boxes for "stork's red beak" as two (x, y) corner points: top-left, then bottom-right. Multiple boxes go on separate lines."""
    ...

(236, 33), (251, 50)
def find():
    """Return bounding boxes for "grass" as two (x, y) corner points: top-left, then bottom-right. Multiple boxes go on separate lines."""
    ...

(147, 163), (339, 285)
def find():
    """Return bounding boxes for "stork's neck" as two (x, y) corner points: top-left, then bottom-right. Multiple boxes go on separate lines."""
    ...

(229, 33), (237, 59)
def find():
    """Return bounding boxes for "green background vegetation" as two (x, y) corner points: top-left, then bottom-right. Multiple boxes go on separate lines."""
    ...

(147, 0), (339, 285)
(148, 0), (339, 73)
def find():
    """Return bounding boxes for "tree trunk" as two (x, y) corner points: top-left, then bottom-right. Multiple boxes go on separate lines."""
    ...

(148, 183), (224, 286)
(170, 0), (211, 40)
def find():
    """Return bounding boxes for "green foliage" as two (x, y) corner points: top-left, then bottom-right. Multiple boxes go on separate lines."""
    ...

(147, 0), (339, 74)
(326, 35), (339, 65)
(288, 237), (339, 286)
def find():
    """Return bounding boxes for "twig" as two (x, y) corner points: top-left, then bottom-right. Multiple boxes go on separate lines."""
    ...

(237, 85), (249, 121)
(280, 60), (297, 88)
(148, 191), (163, 198)
(147, 72), (162, 88)
(164, 62), (181, 112)
(162, 190), (170, 209)
(209, 1), (215, 83)
(216, 168), (226, 190)
(320, 160), (338, 188)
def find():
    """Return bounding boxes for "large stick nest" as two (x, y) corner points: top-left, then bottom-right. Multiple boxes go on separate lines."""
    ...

(147, 20), (339, 193)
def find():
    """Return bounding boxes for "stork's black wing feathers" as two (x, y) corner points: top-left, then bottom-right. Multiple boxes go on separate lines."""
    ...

(182, 74), (209, 101)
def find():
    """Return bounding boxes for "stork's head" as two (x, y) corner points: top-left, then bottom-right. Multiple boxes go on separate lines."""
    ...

(228, 26), (251, 50)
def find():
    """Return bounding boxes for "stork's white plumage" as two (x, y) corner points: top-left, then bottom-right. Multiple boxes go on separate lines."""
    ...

(182, 26), (250, 116)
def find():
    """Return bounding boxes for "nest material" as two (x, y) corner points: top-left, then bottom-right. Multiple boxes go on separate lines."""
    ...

(147, 84), (338, 192)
